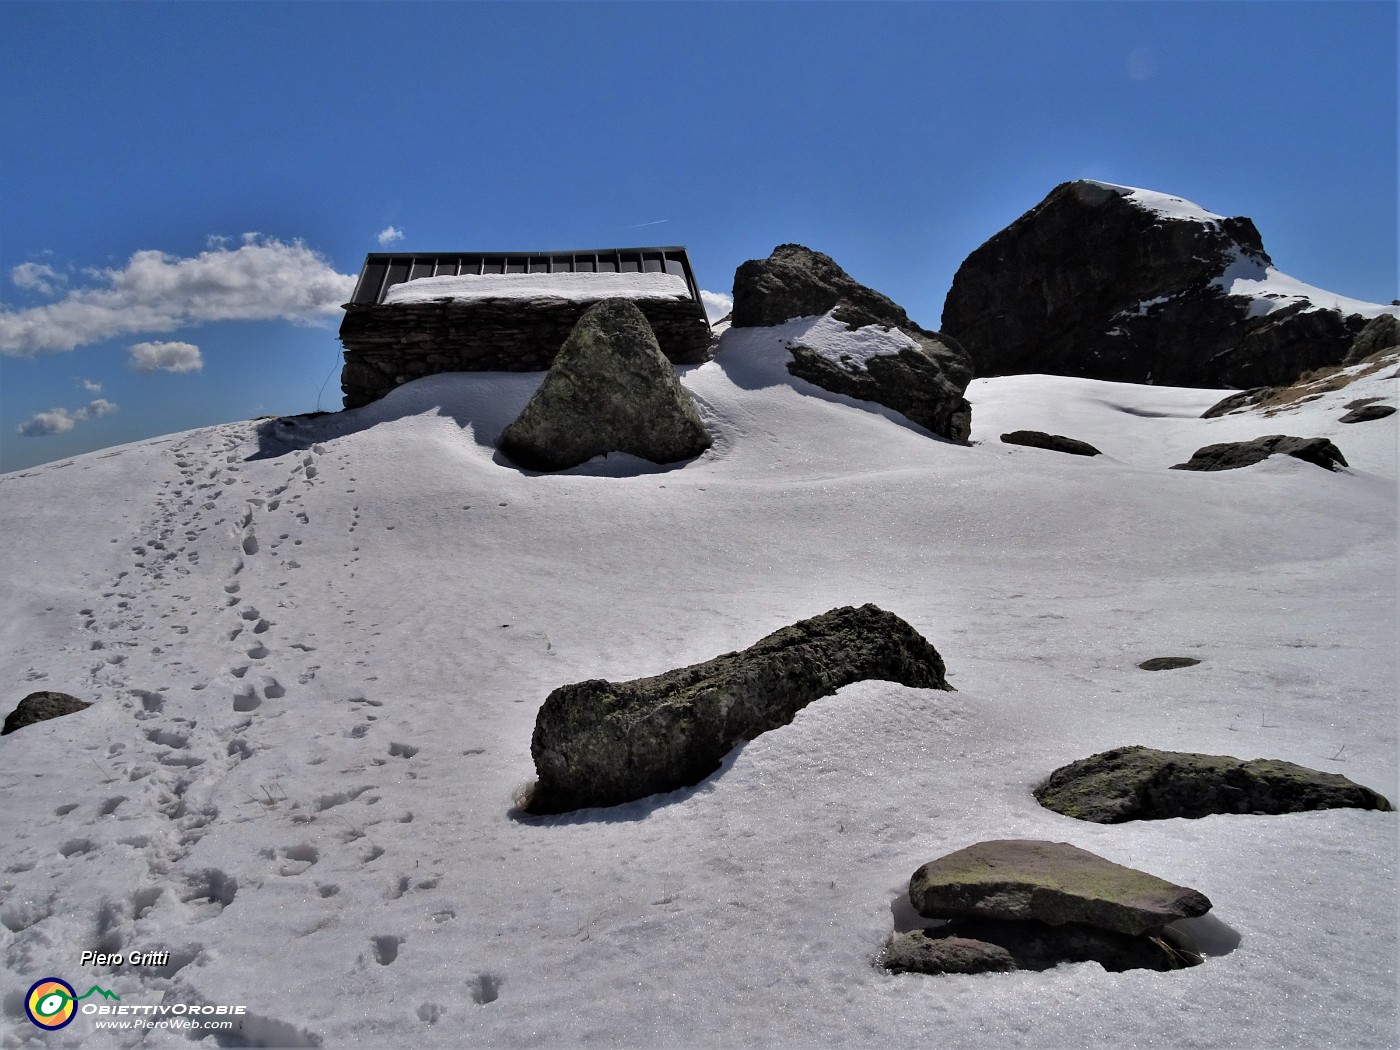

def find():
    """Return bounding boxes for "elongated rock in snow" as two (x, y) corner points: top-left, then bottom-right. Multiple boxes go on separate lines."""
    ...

(527, 604), (951, 813)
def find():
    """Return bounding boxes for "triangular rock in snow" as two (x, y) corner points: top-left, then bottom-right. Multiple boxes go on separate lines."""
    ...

(498, 299), (712, 472)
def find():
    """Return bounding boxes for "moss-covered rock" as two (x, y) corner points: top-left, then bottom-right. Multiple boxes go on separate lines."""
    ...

(908, 839), (1211, 936)
(498, 298), (711, 472)
(527, 604), (951, 813)
(1034, 745), (1394, 823)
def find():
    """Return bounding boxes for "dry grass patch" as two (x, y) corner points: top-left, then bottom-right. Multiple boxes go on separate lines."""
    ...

(1256, 348), (1398, 416)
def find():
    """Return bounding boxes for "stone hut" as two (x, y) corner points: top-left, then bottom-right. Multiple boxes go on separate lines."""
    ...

(339, 247), (712, 408)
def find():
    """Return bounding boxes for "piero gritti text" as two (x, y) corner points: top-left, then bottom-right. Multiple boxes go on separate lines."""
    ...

(80, 950), (171, 968)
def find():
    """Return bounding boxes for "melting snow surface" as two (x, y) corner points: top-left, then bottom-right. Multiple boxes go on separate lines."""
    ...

(0, 334), (1395, 1048)
(383, 270), (690, 304)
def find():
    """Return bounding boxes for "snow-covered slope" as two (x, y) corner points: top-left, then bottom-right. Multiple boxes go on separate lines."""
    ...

(1, 331), (1395, 1048)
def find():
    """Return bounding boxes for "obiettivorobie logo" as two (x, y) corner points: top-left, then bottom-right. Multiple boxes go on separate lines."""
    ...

(23, 975), (247, 1033)
(25, 978), (120, 1030)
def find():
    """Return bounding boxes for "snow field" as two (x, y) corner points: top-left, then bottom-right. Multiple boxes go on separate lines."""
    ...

(0, 329), (1394, 1048)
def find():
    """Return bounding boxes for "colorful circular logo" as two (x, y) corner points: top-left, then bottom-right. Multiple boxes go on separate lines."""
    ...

(26, 978), (77, 1030)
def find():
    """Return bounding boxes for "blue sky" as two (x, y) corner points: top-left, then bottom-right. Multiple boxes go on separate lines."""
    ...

(1, 0), (1394, 473)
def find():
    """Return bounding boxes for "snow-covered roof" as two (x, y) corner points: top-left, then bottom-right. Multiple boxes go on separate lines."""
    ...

(383, 270), (691, 305)
(348, 247), (702, 306)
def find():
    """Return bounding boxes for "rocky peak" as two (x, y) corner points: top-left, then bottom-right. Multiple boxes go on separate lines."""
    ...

(942, 180), (1386, 388)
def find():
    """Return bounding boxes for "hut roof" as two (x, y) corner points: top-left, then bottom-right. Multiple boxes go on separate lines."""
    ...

(348, 247), (704, 307)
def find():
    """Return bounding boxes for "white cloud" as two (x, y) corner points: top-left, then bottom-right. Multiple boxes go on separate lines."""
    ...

(129, 340), (204, 374)
(700, 289), (733, 323)
(16, 409), (77, 436)
(11, 262), (67, 296)
(377, 226), (405, 247)
(16, 398), (118, 437)
(79, 378), (102, 394)
(0, 236), (357, 357)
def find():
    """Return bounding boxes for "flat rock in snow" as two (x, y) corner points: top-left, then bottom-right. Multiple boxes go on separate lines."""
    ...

(999, 430), (1102, 456)
(1170, 434), (1347, 472)
(908, 839), (1212, 936)
(1034, 745), (1395, 823)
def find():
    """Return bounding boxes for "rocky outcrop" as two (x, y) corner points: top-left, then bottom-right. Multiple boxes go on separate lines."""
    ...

(942, 180), (1383, 388)
(1034, 745), (1395, 823)
(340, 296), (711, 409)
(1000, 431), (1101, 457)
(498, 299), (712, 472)
(1344, 313), (1399, 366)
(3, 691), (91, 735)
(1202, 388), (1271, 418)
(733, 245), (921, 330)
(908, 839), (1211, 936)
(732, 245), (974, 442)
(527, 604), (951, 813)
(1170, 435), (1347, 472)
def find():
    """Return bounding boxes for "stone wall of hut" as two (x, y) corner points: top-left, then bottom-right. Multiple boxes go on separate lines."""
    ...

(339, 296), (712, 409)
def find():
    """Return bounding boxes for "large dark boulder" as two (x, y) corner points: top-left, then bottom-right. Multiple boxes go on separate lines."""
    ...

(1034, 745), (1394, 823)
(3, 691), (91, 735)
(1170, 435), (1347, 472)
(908, 839), (1211, 936)
(527, 604), (951, 813)
(731, 244), (917, 330)
(999, 431), (1101, 457)
(942, 180), (1376, 387)
(731, 245), (973, 442)
(498, 299), (711, 471)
